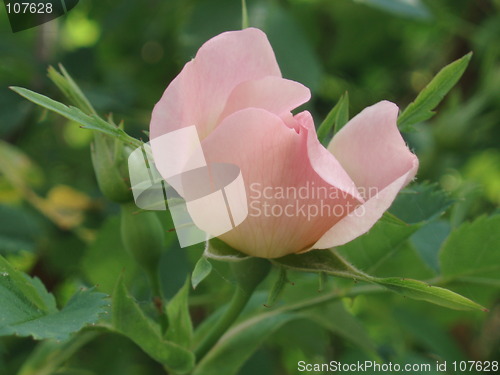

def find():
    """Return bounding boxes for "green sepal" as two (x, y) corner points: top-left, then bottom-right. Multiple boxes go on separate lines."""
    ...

(192, 256), (213, 290)
(204, 238), (250, 262)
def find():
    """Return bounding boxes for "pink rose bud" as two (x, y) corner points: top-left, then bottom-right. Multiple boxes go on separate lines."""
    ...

(150, 28), (418, 258)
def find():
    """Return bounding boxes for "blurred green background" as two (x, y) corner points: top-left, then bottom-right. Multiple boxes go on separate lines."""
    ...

(1, 0), (499, 374)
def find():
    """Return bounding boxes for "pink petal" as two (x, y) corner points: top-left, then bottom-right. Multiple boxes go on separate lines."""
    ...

(327, 101), (417, 199)
(296, 111), (363, 203)
(200, 108), (361, 258)
(150, 28), (281, 141)
(311, 166), (417, 249)
(312, 101), (419, 249)
(218, 76), (310, 123)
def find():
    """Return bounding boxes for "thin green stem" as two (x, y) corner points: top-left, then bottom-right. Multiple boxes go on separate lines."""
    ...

(241, 0), (249, 29)
(194, 285), (252, 361)
(279, 284), (383, 314)
(201, 285), (385, 360)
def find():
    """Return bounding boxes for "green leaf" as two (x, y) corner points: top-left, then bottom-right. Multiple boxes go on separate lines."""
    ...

(17, 332), (99, 375)
(0, 205), (40, 255)
(334, 184), (453, 278)
(193, 285), (383, 375)
(204, 238), (250, 262)
(369, 241), (436, 280)
(0, 254), (55, 313)
(394, 308), (467, 362)
(0, 256), (108, 340)
(410, 220), (451, 273)
(81, 217), (138, 295)
(47, 65), (97, 116)
(9, 87), (142, 148)
(397, 53), (472, 131)
(337, 215), (422, 275)
(389, 183), (453, 224)
(272, 248), (484, 311)
(193, 311), (299, 375)
(192, 256), (212, 290)
(333, 92), (350, 134)
(373, 277), (486, 311)
(111, 277), (194, 374)
(440, 215), (500, 285)
(317, 92), (349, 146)
(0, 90), (31, 137)
(305, 302), (377, 355)
(165, 278), (193, 348)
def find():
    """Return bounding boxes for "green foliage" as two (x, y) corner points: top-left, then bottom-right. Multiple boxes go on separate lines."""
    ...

(0, 205), (40, 254)
(120, 203), (165, 280)
(81, 217), (137, 295)
(394, 308), (467, 363)
(397, 53), (473, 131)
(317, 91), (349, 146)
(389, 183), (454, 224)
(91, 133), (133, 203)
(328, 184), (455, 281)
(17, 332), (99, 375)
(373, 277), (485, 311)
(111, 277), (195, 374)
(193, 285), (382, 375)
(231, 258), (272, 294)
(193, 311), (298, 375)
(273, 249), (485, 311)
(411, 220), (450, 272)
(0, 255), (108, 340)
(440, 215), (500, 286)
(304, 302), (377, 356)
(10, 87), (142, 148)
(1, 0), (499, 372)
(47, 64), (96, 116)
(191, 256), (212, 290)
(337, 215), (422, 274)
(165, 277), (193, 348)
(272, 248), (363, 280)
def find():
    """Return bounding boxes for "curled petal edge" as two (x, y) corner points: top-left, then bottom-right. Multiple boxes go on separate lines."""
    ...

(308, 156), (419, 251)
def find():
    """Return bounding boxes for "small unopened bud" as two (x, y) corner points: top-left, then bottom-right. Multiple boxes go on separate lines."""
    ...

(91, 133), (133, 203)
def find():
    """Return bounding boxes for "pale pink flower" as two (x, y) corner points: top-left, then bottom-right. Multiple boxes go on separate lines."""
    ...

(150, 28), (418, 258)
